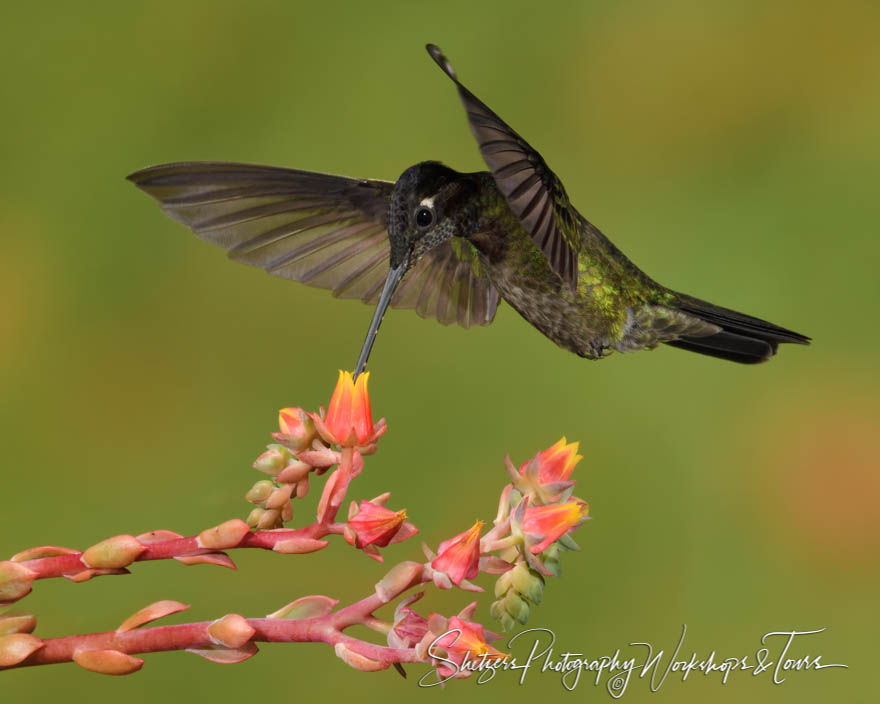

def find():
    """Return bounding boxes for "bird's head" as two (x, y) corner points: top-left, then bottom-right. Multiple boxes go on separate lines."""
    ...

(353, 161), (480, 376)
(387, 161), (479, 269)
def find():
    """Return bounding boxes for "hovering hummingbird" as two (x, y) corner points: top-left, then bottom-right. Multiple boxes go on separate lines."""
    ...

(129, 44), (809, 375)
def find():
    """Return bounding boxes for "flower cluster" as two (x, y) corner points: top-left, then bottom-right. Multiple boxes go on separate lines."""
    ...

(245, 371), (387, 531)
(408, 436), (590, 641)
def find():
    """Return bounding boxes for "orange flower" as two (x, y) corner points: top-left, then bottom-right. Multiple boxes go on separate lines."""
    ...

(522, 500), (589, 554)
(313, 371), (384, 447)
(431, 521), (484, 585)
(523, 437), (582, 483)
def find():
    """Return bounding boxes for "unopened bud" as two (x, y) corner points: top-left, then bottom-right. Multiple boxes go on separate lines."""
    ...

(208, 614), (255, 649)
(265, 484), (294, 510)
(281, 502), (293, 522)
(275, 460), (311, 484)
(253, 446), (290, 476)
(274, 408), (316, 451)
(73, 648), (144, 675)
(245, 480), (275, 505)
(0, 633), (43, 666)
(0, 562), (37, 604)
(503, 591), (530, 624)
(81, 535), (145, 569)
(511, 562), (545, 604)
(256, 509), (282, 530)
(246, 508), (265, 528)
(198, 519), (250, 550)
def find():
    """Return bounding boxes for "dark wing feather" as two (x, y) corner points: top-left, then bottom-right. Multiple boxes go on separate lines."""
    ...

(426, 44), (580, 288)
(390, 238), (500, 327)
(127, 161), (498, 327)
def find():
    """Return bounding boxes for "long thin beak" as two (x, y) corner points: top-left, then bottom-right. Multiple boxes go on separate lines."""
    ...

(354, 261), (407, 378)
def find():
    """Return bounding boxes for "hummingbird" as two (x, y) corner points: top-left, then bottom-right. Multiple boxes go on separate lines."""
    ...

(128, 44), (809, 376)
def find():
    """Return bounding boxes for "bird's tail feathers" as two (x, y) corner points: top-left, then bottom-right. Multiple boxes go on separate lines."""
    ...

(664, 293), (810, 364)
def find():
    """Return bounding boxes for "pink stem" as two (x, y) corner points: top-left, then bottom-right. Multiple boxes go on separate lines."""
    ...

(0, 617), (422, 670)
(18, 523), (346, 582)
(1, 559), (430, 671)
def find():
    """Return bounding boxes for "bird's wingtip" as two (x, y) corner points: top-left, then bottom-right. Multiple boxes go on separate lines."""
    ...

(425, 43), (456, 80)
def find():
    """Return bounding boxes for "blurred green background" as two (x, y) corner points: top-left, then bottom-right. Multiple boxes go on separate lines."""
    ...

(2, 0), (878, 701)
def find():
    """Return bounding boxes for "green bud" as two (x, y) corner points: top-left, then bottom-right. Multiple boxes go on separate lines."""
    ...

(511, 562), (545, 605)
(504, 592), (530, 624)
(499, 612), (517, 633)
(246, 507), (265, 528)
(494, 569), (513, 598)
(245, 480), (275, 505)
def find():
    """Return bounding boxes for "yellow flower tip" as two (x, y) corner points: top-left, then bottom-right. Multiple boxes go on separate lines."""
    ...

(397, 509), (407, 521)
(352, 371), (371, 414)
(469, 520), (485, 535)
(567, 500), (587, 519)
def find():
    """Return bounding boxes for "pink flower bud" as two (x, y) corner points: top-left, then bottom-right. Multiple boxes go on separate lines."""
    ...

(274, 408), (315, 451)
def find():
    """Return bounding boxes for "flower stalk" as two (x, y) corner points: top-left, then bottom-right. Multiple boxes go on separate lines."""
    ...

(0, 371), (591, 682)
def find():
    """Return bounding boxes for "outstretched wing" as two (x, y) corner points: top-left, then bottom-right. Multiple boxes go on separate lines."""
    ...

(427, 44), (580, 288)
(128, 161), (498, 327)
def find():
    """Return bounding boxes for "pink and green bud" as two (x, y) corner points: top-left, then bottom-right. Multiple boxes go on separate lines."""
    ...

(198, 519), (250, 550)
(253, 445), (291, 475)
(0, 633), (43, 666)
(81, 535), (145, 569)
(0, 561), (37, 604)
(272, 408), (315, 452)
(245, 480), (275, 505)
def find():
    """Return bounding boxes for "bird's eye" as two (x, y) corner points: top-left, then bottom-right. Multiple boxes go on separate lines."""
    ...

(415, 207), (434, 228)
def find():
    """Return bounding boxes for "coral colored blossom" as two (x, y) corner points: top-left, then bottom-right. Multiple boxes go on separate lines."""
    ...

(347, 501), (408, 547)
(312, 370), (386, 446)
(522, 437), (582, 483)
(522, 501), (589, 553)
(432, 616), (507, 667)
(431, 521), (483, 585)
